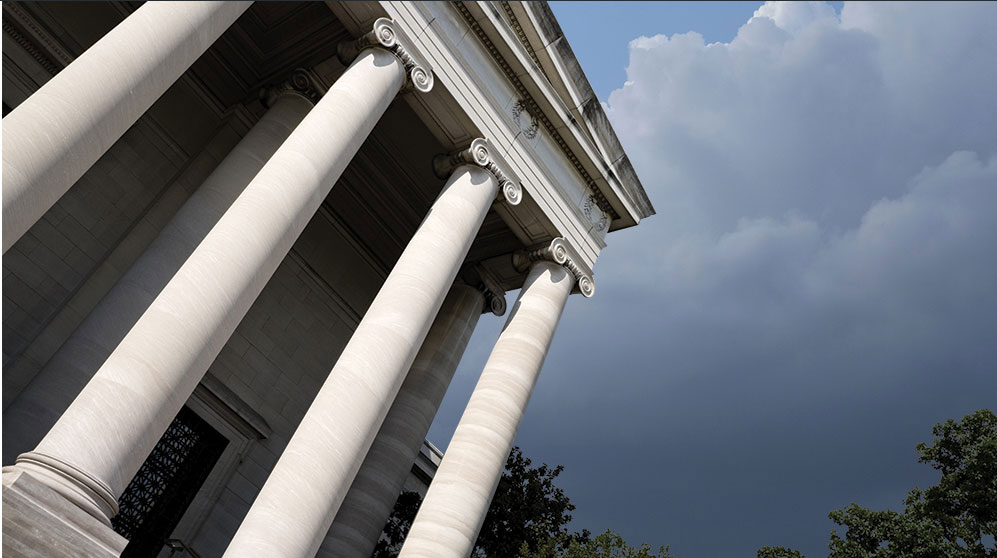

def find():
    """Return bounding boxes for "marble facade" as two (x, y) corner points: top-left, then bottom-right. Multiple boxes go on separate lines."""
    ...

(1, 2), (653, 557)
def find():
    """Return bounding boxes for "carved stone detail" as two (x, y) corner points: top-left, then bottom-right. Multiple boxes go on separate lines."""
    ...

(498, 2), (545, 75)
(511, 100), (539, 140)
(481, 288), (507, 317)
(433, 138), (523, 206)
(477, 266), (507, 317)
(583, 194), (610, 232)
(458, 264), (507, 316)
(513, 238), (595, 298)
(337, 17), (434, 94)
(260, 67), (326, 108)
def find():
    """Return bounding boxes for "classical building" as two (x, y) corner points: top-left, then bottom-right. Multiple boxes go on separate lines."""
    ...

(1, 2), (653, 557)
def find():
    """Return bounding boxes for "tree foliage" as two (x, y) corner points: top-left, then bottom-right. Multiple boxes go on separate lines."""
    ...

(474, 447), (585, 558)
(372, 491), (422, 558)
(757, 547), (806, 558)
(827, 409), (996, 558)
(373, 446), (585, 558)
(521, 530), (671, 558)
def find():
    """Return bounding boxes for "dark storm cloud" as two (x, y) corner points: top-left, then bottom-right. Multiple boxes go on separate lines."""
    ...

(430, 3), (997, 557)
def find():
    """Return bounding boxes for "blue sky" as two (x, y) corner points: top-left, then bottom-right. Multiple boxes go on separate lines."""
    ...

(428, 3), (997, 557)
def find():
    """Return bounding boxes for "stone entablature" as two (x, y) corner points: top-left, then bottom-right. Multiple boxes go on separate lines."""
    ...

(330, 2), (654, 274)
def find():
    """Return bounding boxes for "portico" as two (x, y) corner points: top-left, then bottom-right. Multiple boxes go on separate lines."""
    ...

(1, 2), (653, 557)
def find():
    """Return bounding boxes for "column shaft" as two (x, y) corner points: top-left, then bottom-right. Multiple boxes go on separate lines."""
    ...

(319, 284), (486, 558)
(397, 262), (575, 558)
(1, 1), (251, 253)
(1, 92), (314, 465)
(12, 48), (406, 524)
(222, 164), (499, 558)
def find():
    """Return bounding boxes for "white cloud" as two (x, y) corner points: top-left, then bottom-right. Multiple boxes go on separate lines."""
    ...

(606, 1), (997, 244)
(753, 1), (838, 35)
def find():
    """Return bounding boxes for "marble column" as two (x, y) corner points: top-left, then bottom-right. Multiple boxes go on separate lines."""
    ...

(1, 1), (251, 254)
(397, 239), (595, 558)
(1, 76), (318, 466)
(318, 281), (503, 558)
(4, 18), (431, 532)
(221, 138), (521, 558)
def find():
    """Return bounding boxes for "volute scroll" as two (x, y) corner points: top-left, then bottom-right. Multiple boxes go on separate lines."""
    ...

(337, 17), (434, 94)
(433, 137), (523, 206)
(513, 237), (595, 298)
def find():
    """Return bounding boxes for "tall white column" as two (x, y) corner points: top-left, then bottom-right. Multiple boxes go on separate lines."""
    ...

(318, 281), (502, 558)
(221, 138), (522, 558)
(1, 1), (251, 254)
(397, 240), (594, 558)
(1, 78), (317, 466)
(6, 18), (432, 528)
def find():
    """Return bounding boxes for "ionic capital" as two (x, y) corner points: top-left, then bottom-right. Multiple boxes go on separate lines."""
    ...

(433, 138), (522, 206)
(260, 67), (325, 108)
(462, 264), (508, 316)
(337, 18), (434, 94)
(513, 238), (595, 298)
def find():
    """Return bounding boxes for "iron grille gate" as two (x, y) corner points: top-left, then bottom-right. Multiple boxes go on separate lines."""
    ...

(112, 405), (228, 557)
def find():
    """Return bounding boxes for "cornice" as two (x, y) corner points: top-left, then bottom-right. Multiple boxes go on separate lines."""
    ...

(433, 138), (523, 207)
(520, 2), (654, 222)
(498, 1), (545, 79)
(337, 17), (434, 93)
(513, 238), (595, 298)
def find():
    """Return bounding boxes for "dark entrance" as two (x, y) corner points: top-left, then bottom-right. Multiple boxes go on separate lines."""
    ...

(112, 405), (228, 557)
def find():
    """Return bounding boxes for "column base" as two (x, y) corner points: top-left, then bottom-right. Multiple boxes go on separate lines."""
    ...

(2, 468), (127, 558)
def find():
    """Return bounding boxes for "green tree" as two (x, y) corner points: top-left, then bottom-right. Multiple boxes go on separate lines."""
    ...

(371, 490), (422, 558)
(757, 547), (806, 558)
(520, 529), (671, 558)
(474, 447), (585, 558)
(827, 409), (996, 558)
(373, 446), (586, 558)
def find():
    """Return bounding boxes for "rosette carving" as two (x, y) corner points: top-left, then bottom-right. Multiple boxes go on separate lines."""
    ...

(337, 17), (434, 94)
(513, 238), (595, 298)
(433, 138), (523, 206)
(260, 67), (325, 108)
(583, 194), (610, 232)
